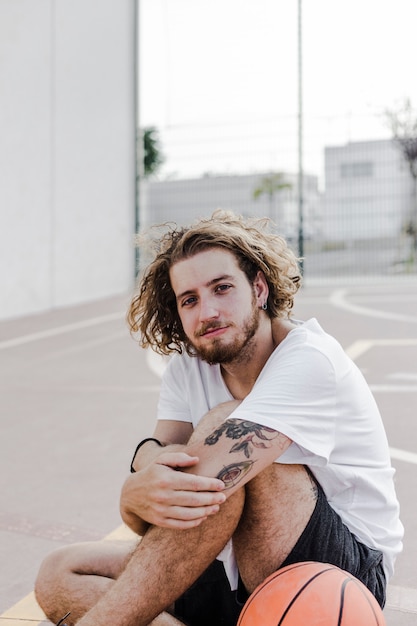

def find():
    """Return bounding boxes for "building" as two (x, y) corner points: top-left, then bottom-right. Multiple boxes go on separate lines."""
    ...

(323, 139), (414, 242)
(143, 171), (321, 243)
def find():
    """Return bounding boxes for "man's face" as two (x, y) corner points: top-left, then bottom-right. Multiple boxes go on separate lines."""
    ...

(169, 248), (266, 365)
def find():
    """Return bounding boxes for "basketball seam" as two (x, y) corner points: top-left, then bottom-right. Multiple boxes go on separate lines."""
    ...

(350, 577), (383, 625)
(237, 562), (314, 622)
(277, 568), (336, 625)
(338, 576), (383, 626)
(337, 578), (349, 626)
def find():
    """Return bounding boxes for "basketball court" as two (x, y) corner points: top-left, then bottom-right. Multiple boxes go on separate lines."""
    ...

(1, 277), (416, 625)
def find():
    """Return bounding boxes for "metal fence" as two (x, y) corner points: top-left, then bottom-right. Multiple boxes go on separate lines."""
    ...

(140, 123), (417, 280)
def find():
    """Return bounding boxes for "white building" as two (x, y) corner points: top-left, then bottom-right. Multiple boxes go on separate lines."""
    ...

(0, 1), (136, 322)
(323, 139), (414, 241)
(143, 171), (321, 243)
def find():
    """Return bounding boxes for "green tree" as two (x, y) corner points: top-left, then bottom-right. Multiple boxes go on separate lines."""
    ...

(385, 99), (417, 249)
(138, 126), (164, 178)
(253, 172), (292, 220)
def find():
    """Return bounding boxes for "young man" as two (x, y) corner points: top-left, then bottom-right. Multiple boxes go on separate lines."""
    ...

(35, 211), (403, 626)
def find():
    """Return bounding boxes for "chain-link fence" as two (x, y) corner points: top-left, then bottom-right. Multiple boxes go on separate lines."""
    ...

(139, 122), (417, 279)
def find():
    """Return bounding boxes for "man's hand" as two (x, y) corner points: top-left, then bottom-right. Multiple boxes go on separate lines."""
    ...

(120, 451), (226, 533)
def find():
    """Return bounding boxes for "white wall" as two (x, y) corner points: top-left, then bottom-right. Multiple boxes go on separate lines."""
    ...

(0, 0), (136, 320)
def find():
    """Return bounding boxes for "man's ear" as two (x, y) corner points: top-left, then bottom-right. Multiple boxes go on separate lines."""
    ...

(253, 271), (269, 306)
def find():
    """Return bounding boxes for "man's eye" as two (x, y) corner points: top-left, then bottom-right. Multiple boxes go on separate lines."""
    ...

(182, 296), (197, 307)
(216, 284), (231, 293)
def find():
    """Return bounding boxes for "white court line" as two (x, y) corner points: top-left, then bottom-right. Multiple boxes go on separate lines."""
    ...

(389, 447), (417, 465)
(330, 288), (417, 324)
(146, 348), (169, 378)
(0, 312), (124, 350)
(346, 339), (417, 361)
(34, 330), (128, 361)
(370, 384), (417, 393)
(345, 340), (373, 361)
(346, 338), (417, 466)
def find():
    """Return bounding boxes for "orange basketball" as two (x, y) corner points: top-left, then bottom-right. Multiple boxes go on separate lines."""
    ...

(237, 561), (386, 626)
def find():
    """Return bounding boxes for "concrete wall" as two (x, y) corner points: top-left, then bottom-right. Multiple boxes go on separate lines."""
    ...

(0, 0), (136, 321)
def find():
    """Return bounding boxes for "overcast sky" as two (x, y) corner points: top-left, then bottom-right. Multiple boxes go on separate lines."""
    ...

(138, 0), (417, 180)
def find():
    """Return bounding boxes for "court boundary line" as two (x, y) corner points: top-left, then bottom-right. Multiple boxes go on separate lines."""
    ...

(0, 312), (124, 350)
(330, 288), (417, 324)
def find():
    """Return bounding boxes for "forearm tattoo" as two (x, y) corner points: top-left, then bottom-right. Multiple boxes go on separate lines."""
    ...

(217, 461), (254, 489)
(205, 419), (285, 489)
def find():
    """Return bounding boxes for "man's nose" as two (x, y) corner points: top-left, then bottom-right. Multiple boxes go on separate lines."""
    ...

(199, 297), (220, 321)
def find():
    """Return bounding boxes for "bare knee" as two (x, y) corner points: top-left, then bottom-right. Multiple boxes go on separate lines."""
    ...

(35, 544), (77, 619)
(35, 539), (136, 622)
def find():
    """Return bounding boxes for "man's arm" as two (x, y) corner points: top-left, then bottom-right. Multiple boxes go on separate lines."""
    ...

(120, 420), (227, 534)
(183, 402), (292, 496)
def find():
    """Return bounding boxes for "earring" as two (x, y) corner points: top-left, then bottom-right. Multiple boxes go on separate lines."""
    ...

(261, 302), (268, 310)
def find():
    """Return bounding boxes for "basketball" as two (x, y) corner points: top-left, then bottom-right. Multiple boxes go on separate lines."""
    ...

(237, 561), (386, 626)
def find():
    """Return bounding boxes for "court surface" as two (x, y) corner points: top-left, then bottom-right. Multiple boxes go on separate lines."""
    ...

(1, 276), (416, 625)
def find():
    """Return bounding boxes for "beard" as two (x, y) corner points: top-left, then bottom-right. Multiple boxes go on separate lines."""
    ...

(191, 300), (261, 366)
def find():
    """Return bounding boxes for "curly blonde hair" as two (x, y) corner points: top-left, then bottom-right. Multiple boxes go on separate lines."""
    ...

(128, 210), (302, 355)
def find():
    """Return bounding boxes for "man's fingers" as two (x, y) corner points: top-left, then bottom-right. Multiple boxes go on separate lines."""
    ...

(171, 504), (221, 521)
(156, 454), (225, 492)
(159, 504), (222, 528)
(157, 452), (200, 468)
(181, 473), (225, 493)
(166, 490), (226, 508)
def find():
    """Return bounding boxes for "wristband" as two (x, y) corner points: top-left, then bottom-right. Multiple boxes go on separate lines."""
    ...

(130, 437), (164, 473)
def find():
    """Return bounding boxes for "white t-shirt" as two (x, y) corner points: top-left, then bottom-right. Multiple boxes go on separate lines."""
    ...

(157, 318), (403, 584)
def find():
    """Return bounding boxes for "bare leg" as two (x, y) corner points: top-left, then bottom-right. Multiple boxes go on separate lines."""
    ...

(35, 540), (137, 623)
(234, 463), (318, 592)
(35, 487), (244, 626)
(35, 539), (188, 626)
(74, 490), (245, 626)
(36, 402), (317, 626)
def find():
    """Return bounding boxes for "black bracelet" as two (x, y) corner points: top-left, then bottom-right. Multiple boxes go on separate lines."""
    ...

(130, 437), (164, 473)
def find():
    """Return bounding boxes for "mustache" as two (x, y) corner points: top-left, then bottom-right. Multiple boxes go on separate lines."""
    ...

(195, 321), (230, 337)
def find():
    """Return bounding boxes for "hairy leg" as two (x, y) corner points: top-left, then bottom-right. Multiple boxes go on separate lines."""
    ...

(35, 538), (191, 626)
(35, 540), (137, 624)
(233, 463), (318, 593)
(75, 490), (244, 626)
(36, 403), (244, 626)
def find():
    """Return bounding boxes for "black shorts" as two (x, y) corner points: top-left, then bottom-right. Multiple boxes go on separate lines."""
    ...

(173, 479), (386, 626)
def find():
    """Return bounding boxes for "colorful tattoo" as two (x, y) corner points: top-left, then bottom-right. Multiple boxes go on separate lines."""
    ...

(205, 419), (280, 458)
(217, 461), (254, 489)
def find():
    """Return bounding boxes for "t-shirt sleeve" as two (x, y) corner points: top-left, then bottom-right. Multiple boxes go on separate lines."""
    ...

(226, 344), (337, 464)
(156, 354), (193, 423)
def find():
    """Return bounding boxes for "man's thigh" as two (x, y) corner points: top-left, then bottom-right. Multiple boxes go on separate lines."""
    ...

(233, 463), (318, 592)
(236, 464), (386, 608)
(280, 479), (386, 607)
